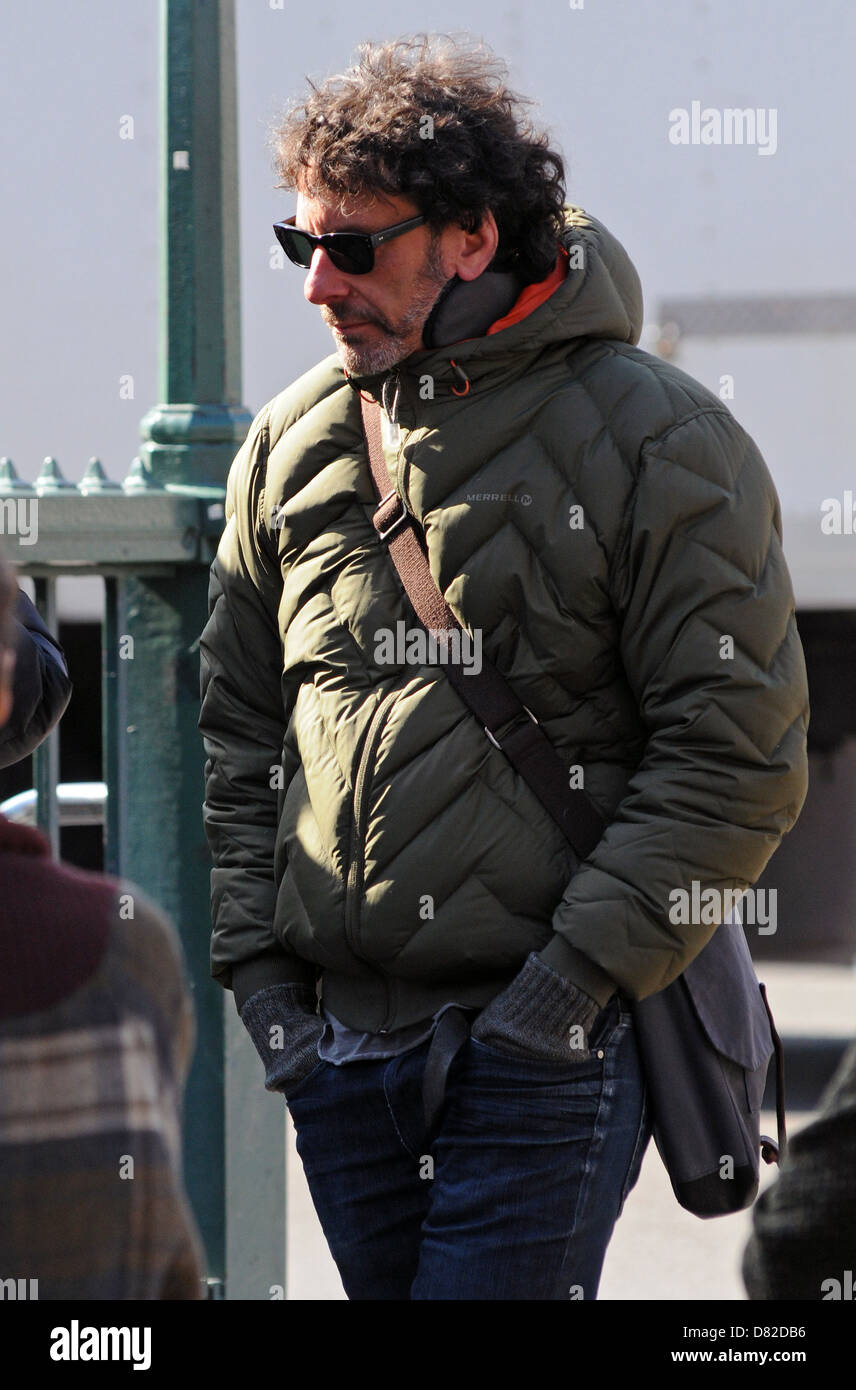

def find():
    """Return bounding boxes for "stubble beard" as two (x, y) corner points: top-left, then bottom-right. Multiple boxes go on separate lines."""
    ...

(324, 239), (451, 378)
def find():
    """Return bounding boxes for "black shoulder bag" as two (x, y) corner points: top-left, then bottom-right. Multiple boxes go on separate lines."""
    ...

(360, 395), (786, 1218)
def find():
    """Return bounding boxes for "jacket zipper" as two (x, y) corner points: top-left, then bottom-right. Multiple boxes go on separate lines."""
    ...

(381, 368), (412, 509)
(344, 687), (400, 965)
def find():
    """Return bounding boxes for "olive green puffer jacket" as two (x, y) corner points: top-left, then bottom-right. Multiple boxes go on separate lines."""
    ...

(199, 207), (809, 1032)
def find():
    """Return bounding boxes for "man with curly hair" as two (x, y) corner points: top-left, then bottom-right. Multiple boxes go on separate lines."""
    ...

(199, 34), (808, 1300)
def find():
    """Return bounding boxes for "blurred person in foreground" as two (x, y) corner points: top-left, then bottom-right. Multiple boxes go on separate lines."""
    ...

(743, 1040), (856, 1300)
(199, 34), (809, 1300)
(0, 555), (204, 1299)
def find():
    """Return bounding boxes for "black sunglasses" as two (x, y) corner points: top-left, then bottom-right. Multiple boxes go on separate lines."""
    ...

(272, 213), (427, 276)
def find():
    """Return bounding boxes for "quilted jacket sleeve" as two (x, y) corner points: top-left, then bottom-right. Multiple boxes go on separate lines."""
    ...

(198, 405), (316, 1003)
(541, 406), (810, 1002)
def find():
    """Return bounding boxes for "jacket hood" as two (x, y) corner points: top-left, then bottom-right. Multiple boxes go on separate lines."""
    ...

(550, 205), (643, 347)
(351, 206), (644, 399)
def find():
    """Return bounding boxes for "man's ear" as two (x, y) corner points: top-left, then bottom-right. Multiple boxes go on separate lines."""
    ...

(451, 209), (500, 283)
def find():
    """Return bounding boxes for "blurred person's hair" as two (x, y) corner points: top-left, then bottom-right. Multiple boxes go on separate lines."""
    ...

(271, 33), (567, 286)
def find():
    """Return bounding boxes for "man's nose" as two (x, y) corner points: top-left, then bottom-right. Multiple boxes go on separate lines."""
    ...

(303, 246), (353, 306)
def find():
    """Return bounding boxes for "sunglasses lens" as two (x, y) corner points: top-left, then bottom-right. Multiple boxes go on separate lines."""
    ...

(325, 237), (374, 276)
(275, 227), (315, 269)
(274, 224), (375, 275)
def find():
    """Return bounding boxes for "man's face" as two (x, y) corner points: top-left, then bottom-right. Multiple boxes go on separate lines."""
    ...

(295, 187), (452, 377)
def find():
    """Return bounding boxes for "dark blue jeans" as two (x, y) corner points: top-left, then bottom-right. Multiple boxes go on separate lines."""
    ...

(286, 995), (650, 1300)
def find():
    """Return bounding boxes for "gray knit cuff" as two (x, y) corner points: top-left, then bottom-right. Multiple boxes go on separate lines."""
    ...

(470, 952), (603, 1062)
(240, 983), (324, 1096)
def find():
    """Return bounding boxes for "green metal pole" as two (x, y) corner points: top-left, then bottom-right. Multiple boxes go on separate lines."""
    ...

(140, 0), (251, 489)
(126, 0), (251, 1293)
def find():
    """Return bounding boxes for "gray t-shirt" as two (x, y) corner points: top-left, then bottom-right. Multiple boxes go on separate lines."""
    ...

(317, 1001), (477, 1065)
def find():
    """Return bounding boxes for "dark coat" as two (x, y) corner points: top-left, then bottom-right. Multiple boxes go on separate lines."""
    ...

(743, 1040), (856, 1299)
(200, 207), (809, 1033)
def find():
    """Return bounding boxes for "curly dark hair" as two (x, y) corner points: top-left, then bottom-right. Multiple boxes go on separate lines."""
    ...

(270, 33), (567, 285)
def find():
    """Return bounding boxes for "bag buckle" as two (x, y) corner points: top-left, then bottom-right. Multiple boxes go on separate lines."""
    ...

(760, 1136), (781, 1165)
(373, 489), (409, 543)
(485, 705), (538, 750)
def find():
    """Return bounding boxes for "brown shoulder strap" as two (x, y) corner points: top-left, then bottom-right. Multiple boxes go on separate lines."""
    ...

(360, 393), (606, 862)
(361, 394), (458, 633)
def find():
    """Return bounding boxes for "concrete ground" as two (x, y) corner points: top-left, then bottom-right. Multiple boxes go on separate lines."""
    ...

(284, 961), (856, 1300)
